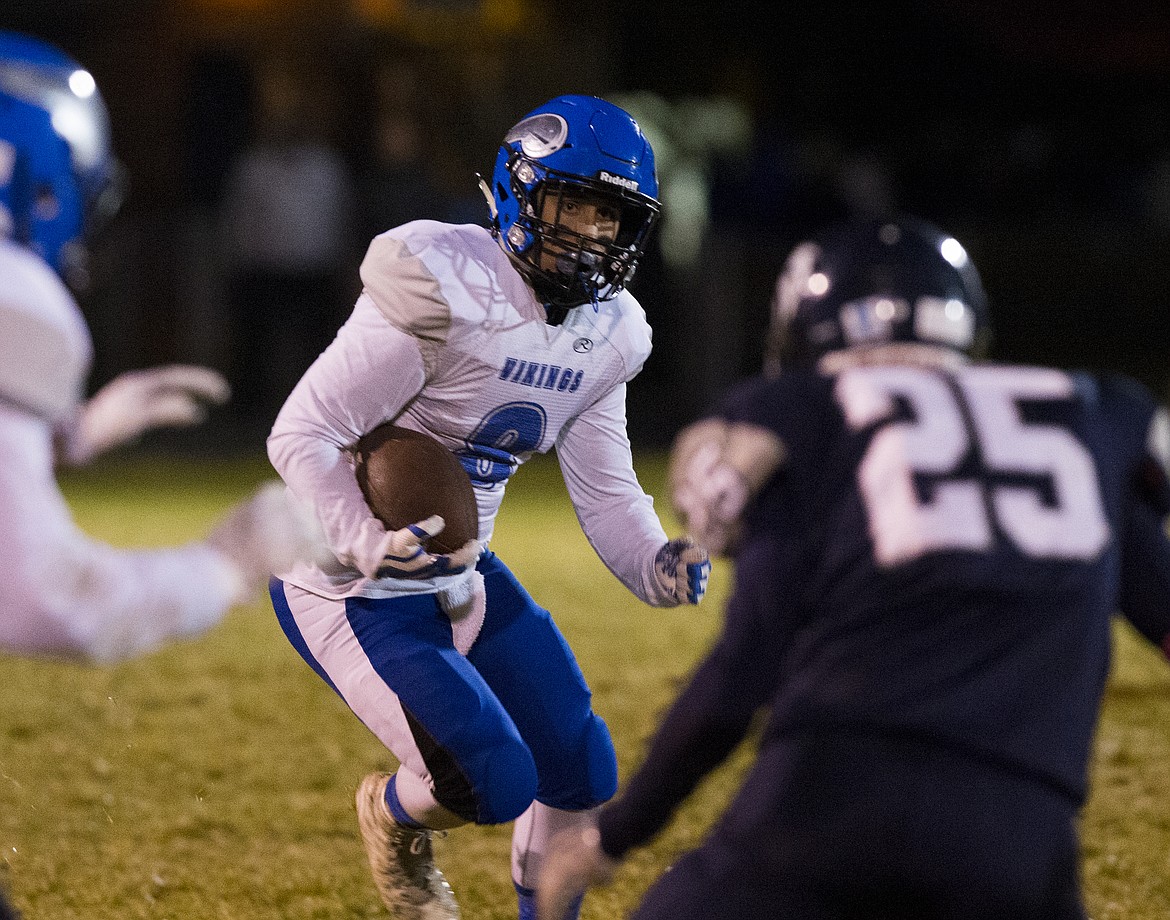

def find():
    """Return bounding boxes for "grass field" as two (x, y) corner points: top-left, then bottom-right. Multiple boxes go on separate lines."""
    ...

(2, 452), (1169, 919)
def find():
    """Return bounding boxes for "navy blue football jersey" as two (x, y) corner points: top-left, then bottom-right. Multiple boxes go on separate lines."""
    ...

(599, 360), (1170, 860)
(725, 362), (1170, 801)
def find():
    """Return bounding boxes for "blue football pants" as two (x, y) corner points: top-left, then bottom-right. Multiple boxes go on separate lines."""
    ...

(271, 551), (617, 824)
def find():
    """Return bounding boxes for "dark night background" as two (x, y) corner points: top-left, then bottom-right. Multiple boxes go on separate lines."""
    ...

(3, 0), (1170, 447)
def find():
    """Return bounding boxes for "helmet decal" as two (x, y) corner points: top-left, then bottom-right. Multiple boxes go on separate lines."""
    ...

(597, 171), (638, 191)
(504, 113), (569, 159)
(774, 241), (822, 322)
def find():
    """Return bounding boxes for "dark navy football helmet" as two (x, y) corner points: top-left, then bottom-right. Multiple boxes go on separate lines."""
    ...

(765, 216), (989, 370)
(485, 94), (660, 312)
(0, 30), (122, 288)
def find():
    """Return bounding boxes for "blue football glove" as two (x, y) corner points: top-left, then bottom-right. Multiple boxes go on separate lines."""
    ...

(654, 537), (711, 605)
(375, 515), (482, 580)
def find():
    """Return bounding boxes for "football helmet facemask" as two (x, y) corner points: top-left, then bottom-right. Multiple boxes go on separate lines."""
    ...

(484, 94), (660, 313)
(0, 30), (123, 289)
(765, 215), (989, 371)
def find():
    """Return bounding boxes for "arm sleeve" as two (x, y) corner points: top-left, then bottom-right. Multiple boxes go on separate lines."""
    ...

(555, 382), (672, 605)
(1136, 406), (1170, 516)
(1100, 375), (1170, 651)
(596, 530), (801, 858)
(267, 295), (428, 577)
(0, 463), (241, 664)
(29, 540), (241, 664)
(1119, 498), (1170, 654)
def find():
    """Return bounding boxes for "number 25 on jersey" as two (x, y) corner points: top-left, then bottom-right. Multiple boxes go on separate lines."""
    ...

(835, 365), (1110, 567)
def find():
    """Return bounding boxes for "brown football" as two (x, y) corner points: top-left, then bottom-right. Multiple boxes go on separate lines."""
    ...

(354, 423), (479, 554)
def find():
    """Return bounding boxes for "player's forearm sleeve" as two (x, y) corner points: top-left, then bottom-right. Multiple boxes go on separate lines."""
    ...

(267, 296), (427, 573)
(556, 384), (671, 605)
(1119, 499), (1170, 654)
(597, 534), (796, 858)
(596, 643), (760, 859)
(0, 536), (241, 664)
(0, 412), (242, 662)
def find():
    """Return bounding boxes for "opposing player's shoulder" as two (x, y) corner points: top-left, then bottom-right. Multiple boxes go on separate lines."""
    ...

(1074, 369), (1170, 498)
(721, 366), (837, 436)
(1073, 369), (1159, 416)
(1072, 369), (1163, 449)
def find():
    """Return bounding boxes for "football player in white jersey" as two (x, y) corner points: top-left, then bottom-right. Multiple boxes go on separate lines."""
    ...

(267, 94), (711, 920)
(0, 31), (321, 668)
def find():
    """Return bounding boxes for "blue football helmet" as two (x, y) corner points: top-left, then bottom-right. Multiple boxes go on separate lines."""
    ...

(485, 94), (660, 312)
(0, 30), (122, 287)
(765, 215), (989, 370)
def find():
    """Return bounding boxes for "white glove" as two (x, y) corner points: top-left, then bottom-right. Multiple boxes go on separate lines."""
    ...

(668, 418), (786, 556)
(654, 537), (711, 606)
(205, 481), (327, 604)
(64, 364), (231, 464)
(536, 821), (619, 920)
(672, 437), (751, 556)
(372, 515), (483, 580)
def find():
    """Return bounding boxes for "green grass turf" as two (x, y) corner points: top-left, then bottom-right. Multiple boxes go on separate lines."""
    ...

(0, 452), (1167, 919)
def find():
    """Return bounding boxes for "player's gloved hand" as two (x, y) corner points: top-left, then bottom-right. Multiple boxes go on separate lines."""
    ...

(673, 441), (750, 556)
(63, 364), (230, 464)
(374, 515), (482, 580)
(654, 536), (711, 606)
(536, 820), (619, 920)
(669, 418), (785, 556)
(206, 481), (328, 605)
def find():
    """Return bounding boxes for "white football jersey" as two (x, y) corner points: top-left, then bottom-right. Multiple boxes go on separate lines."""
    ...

(0, 240), (91, 422)
(0, 243), (242, 662)
(269, 221), (674, 603)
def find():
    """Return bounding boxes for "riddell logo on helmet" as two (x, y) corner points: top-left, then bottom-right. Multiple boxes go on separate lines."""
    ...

(598, 171), (638, 191)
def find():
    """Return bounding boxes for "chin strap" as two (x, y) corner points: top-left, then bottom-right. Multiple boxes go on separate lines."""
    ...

(477, 174), (497, 222)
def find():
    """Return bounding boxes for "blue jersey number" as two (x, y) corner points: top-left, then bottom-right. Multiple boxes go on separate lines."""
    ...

(459, 401), (548, 485)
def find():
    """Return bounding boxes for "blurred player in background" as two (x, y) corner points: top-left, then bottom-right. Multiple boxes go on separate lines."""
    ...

(0, 30), (321, 664)
(537, 215), (1170, 919)
(0, 29), (325, 920)
(267, 94), (711, 920)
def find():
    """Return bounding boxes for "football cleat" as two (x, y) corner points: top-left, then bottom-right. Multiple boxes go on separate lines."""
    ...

(356, 772), (461, 920)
